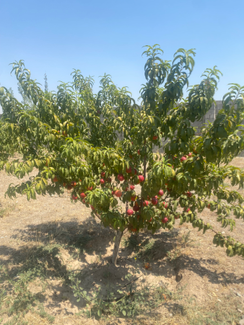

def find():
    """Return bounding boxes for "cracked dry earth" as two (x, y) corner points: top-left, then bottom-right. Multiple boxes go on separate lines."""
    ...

(0, 156), (244, 324)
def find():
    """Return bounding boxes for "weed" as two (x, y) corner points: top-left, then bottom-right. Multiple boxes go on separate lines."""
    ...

(166, 248), (182, 261)
(181, 230), (193, 247)
(70, 271), (184, 319)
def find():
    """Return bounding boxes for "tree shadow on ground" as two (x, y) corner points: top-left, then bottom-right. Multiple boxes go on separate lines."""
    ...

(1, 217), (244, 322)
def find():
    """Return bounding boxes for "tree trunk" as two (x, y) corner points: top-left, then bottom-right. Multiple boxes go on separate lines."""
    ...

(112, 230), (123, 265)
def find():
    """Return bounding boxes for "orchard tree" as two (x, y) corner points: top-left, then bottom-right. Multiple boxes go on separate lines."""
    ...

(1, 45), (244, 265)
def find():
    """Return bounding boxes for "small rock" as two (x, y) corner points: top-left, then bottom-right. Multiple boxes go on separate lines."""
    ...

(239, 319), (244, 325)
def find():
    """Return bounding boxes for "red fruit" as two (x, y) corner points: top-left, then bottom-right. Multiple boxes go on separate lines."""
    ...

(134, 169), (138, 175)
(52, 176), (58, 183)
(133, 205), (140, 212)
(185, 208), (191, 213)
(72, 195), (78, 200)
(101, 171), (106, 177)
(126, 209), (134, 216)
(149, 217), (153, 222)
(162, 217), (168, 223)
(117, 174), (125, 181)
(144, 262), (150, 269)
(138, 175), (144, 183)
(114, 190), (122, 197)
(82, 199), (86, 204)
(207, 204), (211, 209)
(152, 135), (158, 141)
(158, 189), (164, 196)
(88, 186), (93, 191)
(188, 152), (192, 157)
(151, 197), (158, 205)
(130, 185), (135, 190)
(187, 191), (192, 198)
(91, 205), (95, 211)
(80, 193), (86, 198)
(131, 195), (136, 201)
(71, 181), (77, 187)
(143, 200), (149, 207)
(100, 179), (105, 185)
(180, 156), (187, 162)
(126, 167), (132, 173)
(137, 150), (140, 155)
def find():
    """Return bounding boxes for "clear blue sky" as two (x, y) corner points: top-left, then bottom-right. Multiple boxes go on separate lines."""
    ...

(0, 0), (243, 113)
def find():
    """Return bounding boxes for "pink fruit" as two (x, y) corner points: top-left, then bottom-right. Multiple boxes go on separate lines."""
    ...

(162, 217), (168, 223)
(158, 189), (164, 196)
(72, 195), (78, 200)
(180, 156), (187, 162)
(127, 209), (134, 216)
(130, 185), (135, 190)
(143, 200), (149, 207)
(188, 152), (192, 157)
(162, 202), (168, 209)
(185, 208), (191, 213)
(80, 193), (86, 198)
(100, 179), (105, 184)
(138, 175), (144, 183)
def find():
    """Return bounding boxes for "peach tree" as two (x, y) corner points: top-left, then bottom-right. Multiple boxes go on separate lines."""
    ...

(1, 45), (244, 265)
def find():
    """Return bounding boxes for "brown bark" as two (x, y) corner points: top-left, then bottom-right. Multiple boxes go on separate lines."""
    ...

(112, 229), (123, 265)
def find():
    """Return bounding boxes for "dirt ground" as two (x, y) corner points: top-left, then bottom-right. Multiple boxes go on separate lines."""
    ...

(1, 157), (244, 324)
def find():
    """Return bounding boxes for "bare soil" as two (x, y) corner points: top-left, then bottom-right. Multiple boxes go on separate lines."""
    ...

(1, 157), (244, 324)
